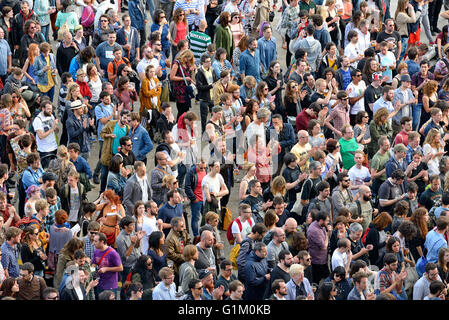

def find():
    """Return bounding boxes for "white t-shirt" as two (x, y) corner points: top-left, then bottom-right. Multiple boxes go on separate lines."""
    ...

(348, 165), (371, 197)
(344, 42), (363, 69)
(231, 217), (255, 240)
(33, 113), (58, 152)
(331, 249), (348, 271)
(356, 29), (371, 53)
(346, 80), (366, 115)
(142, 215), (158, 254)
(201, 173), (225, 209)
(245, 121), (265, 146)
(377, 51), (396, 84)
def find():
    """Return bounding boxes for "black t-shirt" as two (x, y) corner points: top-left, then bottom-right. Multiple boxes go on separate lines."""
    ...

(242, 194), (265, 223)
(376, 31), (401, 57)
(266, 265), (291, 297)
(310, 92), (326, 108)
(275, 209), (291, 227)
(378, 179), (405, 214)
(419, 188), (443, 211)
(301, 177), (323, 201)
(364, 84), (382, 120)
(350, 237), (370, 265)
(118, 150), (137, 168)
(282, 165), (302, 203)
(410, 162), (429, 194)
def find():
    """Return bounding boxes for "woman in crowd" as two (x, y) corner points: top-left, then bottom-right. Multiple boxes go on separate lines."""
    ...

(423, 128), (446, 176)
(242, 99), (259, 132)
(316, 281), (338, 300)
(179, 244), (199, 294)
(407, 207), (429, 263)
(240, 75), (256, 106)
(10, 89), (31, 119)
(353, 110), (371, 159)
(215, 12), (233, 59)
(391, 63), (409, 89)
(170, 49), (195, 120)
(22, 43), (39, 87)
(368, 107), (393, 158)
(365, 211), (393, 268)
(96, 189), (125, 247)
(263, 176), (287, 203)
(86, 63), (102, 107)
(263, 210), (279, 245)
(329, 216), (349, 254)
(140, 64), (162, 115)
(33, 42), (57, 100)
(24, 185), (42, 218)
(308, 120), (326, 151)
(0, 277), (19, 299)
(289, 232), (308, 257)
(130, 254), (157, 300)
(407, 150), (428, 195)
(20, 225), (47, 277)
(212, 48), (235, 80)
(114, 76), (138, 112)
(254, 81), (274, 112)
(48, 210), (73, 272)
(147, 230), (167, 277)
(263, 61), (284, 115)
(284, 80), (302, 121)
(133, 201), (145, 233)
(47, 145), (76, 191)
(247, 134), (279, 191)
(232, 35), (248, 82)
(239, 161), (256, 200)
(169, 8), (188, 59)
(73, 25), (87, 52)
(229, 12), (244, 50)
(151, 9), (171, 58)
(421, 80), (439, 129)
(325, 138), (343, 190)
(324, 266), (351, 300)
(361, 58), (379, 85)
(106, 155), (128, 198)
(437, 247), (449, 284)
(54, 237), (85, 288)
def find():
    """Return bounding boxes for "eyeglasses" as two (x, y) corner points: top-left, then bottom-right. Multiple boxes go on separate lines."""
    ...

(33, 233), (39, 236)
(89, 231), (98, 235)
(179, 13), (185, 16)
(46, 295), (59, 300)
(147, 262), (153, 266)
(101, 19), (108, 22)
(355, 74), (362, 77)
(264, 88), (269, 91)
(154, 43), (162, 46)
(174, 181), (179, 184)
(336, 145), (341, 148)
(194, 286), (203, 290)
(126, 143), (132, 146)
(343, 179), (350, 182)
(304, 258), (311, 262)
(243, 211), (252, 214)
(363, 116), (369, 118)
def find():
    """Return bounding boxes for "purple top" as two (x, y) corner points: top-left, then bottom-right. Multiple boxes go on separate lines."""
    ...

(411, 71), (435, 103)
(93, 247), (122, 290)
(307, 221), (328, 265)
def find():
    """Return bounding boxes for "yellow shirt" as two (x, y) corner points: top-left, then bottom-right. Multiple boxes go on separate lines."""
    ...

(291, 142), (312, 172)
(37, 55), (55, 93)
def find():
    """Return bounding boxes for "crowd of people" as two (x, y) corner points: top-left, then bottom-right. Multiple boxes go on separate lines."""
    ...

(0, 0), (449, 302)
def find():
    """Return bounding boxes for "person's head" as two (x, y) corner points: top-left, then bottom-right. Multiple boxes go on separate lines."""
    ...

(229, 280), (245, 299)
(271, 279), (288, 297)
(93, 232), (108, 250)
(119, 216), (135, 234)
(316, 281), (337, 300)
(429, 174), (441, 192)
(383, 253), (399, 271)
(425, 263), (440, 282)
(436, 216), (449, 232)
(20, 262), (35, 282)
(253, 241), (268, 259)
(397, 220), (418, 240)
(247, 36), (258, 52)
(349, 222), (363, 241)
(171, 216), (185, 233)
(251, 223), (268, 241)
(337, 172), (350, 189)
(289, 263), (306, 285)
(108, 154), (123, 175)
(200, 229), (214, 249)
(315, 211), (329, 227)
(35, 198), (49, 218)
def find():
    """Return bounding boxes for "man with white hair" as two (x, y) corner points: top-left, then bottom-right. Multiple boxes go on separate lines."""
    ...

(348, 222), (373, 265)
(291, 130), (312, 172)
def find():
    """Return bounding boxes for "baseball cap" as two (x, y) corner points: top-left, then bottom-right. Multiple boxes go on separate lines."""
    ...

(42, 172), (57, 182)
(400, 74), (411, 82)
(198, 269), (212, 280)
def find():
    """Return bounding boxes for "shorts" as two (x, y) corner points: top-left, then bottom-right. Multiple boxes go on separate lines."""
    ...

(408, 28), (421, 45)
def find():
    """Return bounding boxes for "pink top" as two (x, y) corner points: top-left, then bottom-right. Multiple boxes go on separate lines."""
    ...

(175, 22), (188, 45)
(114, 88), (138, 111)
(230, 23), (244, 48)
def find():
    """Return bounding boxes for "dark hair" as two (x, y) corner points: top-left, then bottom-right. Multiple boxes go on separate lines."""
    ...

(283, 152), (297, 166)
(252, 222), (268, 235)
(188, 278), (202, 290)
(429, 280), (446, 295)
(305, 23), (315, 35)
(108, 155), (123, 174)
(119, 216), (135, 229)
(317, 181), (330, 193)
(355, 110), (368, 124)
(383, 252), (398, 265)
(61, 72), (73, 84)
(315, 211), (328, 222)
(397, 220), (418, 240)
(271, 279), (285, 293)
(337, 172), (349, 183)
(349, 260), (367, 277)
(220, 259), (232, 270)
(278, 249), (291, 262)
(119, 136), (131, 147)
(149, 231), (164, 250)
(316, 282), (334, 300)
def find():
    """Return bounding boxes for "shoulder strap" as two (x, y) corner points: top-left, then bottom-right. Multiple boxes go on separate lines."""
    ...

(97, 247), (112, 266)
(235, 218), (243, 231)
(156, 167), (168, 175)
(356, 199), (362, 216)
(176, 59), (189, 86)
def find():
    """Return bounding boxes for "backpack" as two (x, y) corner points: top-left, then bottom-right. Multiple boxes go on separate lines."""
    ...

(219, 206), (233, 231)
(80, 5), (95, 27)
(291, 178), (313, 218)
(226, 217), (253, 245)
(16, 216), (40, 230)
(229, 243), (240, 270)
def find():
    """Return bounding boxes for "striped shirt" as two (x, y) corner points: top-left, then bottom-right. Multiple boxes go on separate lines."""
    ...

(186, 30), (212, 62)
(174, 0), (201, 26)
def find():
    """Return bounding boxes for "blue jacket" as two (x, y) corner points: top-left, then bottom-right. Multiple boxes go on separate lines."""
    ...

(212, 59), (235, 79)
(244, 251), (269, 300)
(33, 53), (56, 87)
(129, 124), (154, 161)
(128, 0), (147, 30)
(285, 277), (313, 300)
(116, 26), (140, 61)
(66, 113), (89, 153)
(267, 122), (296, 155)
(22, 166), (44, 191)
(71, 155), (93, 179)
(106, 172), (127, 197)
(257, 37), (277, 74)
(68, 55), (96, 80)
(347, 287), (369, 300)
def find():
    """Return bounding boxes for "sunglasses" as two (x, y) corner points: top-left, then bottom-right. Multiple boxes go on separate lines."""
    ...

(194, 286), (203, 290)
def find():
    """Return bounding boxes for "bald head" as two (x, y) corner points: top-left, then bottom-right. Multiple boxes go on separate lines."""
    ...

(200, 230), (214, 249)
(284, 218), (298, 233)
(199, 20), (207, 31)
(63, 31), (72, 43)
(359, 185), (372, 202)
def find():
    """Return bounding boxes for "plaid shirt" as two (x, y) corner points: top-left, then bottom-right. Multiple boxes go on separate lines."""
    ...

(84, 235), (95, 260)
(44, 197), (61, 232)
(379, 267), (398, 292)
(281, 5), (300, 29)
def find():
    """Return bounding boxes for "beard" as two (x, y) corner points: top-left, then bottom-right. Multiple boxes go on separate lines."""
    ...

(44, 111), (52, 117)
(363, 195), (372, 201)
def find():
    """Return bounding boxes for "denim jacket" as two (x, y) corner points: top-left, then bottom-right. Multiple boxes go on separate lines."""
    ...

(392, 87), (414, 126)
(33, 53), (56, 86)
(129, 124), (154, 161)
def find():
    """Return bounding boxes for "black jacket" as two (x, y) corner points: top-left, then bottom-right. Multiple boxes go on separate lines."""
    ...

(364, 223), (387, 268)
(56, 43), (79, 76)
(184, 164), (202, 202)
(12, 9), (38, 46)
(59, 182), (87, 223)
(156, 113), (175, 134)
(60, 285), (87, 300)
(66, 113), (89, 153)
(195, 66), (217, 102)
(20, 32), (45, 61)
(318, 54), (342, 79)
(335, 66), (355, 90)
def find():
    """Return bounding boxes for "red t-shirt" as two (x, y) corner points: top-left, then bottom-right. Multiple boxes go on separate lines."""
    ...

(394, 130), (409, 147)
(296, 109), (314, 131)
(1, 205), (16, 227)
(194, 168), (206, 202)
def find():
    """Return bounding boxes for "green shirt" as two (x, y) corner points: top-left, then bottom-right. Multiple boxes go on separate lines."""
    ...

(370, 150), (390, 182)
(112, 123), (128, 154)
(299, 0), (317, 13)
(339, 137), (358, 170)
(186, 30), (212, 61)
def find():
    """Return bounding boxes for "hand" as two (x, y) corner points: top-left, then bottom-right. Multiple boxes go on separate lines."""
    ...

(130, 235), (138, 244)
(265, 273), (271, 280)
(212, 285), (225, 300)
(306, 293), (314, 300)
(215, 242), (224, 250)
(88, 279), (99, 288)
(365, 244), (374, 251)
(276, 80), (281, 88)
(98, 267), (108, 274)
(43, 65), (51, 72)
(83, 118), (88, 128)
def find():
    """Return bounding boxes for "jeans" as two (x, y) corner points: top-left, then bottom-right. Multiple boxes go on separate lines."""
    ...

(421, 4), (433, 43)
(412, 103), (422, 131)
(400, 37), (408, 61)
(41, 86), (55, 102)
(100, 164), (109, 194)
(199, 100), (212, 132)
(190, 200), (203, 237)
(41, 24), (50, 41)
(94, 140), (103, 178)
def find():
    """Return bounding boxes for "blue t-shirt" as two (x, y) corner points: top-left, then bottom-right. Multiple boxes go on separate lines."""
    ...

(95, 104), (113, 141)
(95, 42), (124, 71)
(151, 23), (170, 50)
(158, 203), (183, 237)
(341, 68), (352, 90)
(112, 123), (127, 154)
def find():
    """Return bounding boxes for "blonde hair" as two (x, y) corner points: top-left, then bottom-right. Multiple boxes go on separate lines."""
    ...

(57, 145), (71, 172)
(66, 83), (80, 101)
(289, 263), (305, 277)
(205, 211), (219, 223)
(271, 176), (287, 196)
(424, 128), (442, 149)
(242, 161), (255, 172)
(162, 175), (177, 188)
